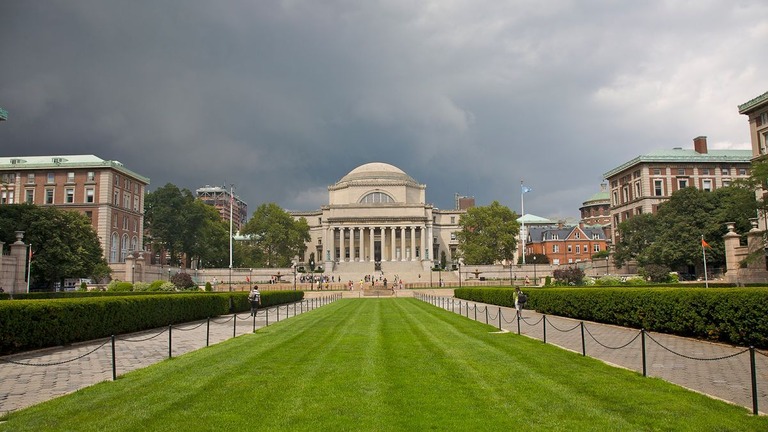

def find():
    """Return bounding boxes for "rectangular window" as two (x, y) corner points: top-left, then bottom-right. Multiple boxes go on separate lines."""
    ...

(134, 219), (138, 232)
(612, 191), (618, 206)
(634, 182), (641, 197)
(450, 216), (455, 224)
(45, 188), (54, 204)
(567, 245), (572, 253)
(87, 171), (95, 181)
(450, 232), (457, 241)
(702, 179), (712, 192)
(678, 179), (688, 189)
(114, 174), (119, 185)
(723, 180), (731, 187)
(123, 216), (128, 230)
(701, 168), (710, 175)
(654, 180), (663, 196)
(47, 172), (55, 184)
(0, 191), (13, 204)
(113, 213), (118, 228)
(721, 168), (729, 176)
(133, 196), (139, 211)
(27, 173), (35, 184)
(653, 168), (661, 175)
(622, 186), (628, 203)
(113, 189), (119, 205)
(25, 189), (34, 204)
(677, 168), (685, 175)
(86, 188), (95, 203)
(593, 244), (600, 252)
(65, 188), (75, 203)
(553, 245), (559, 253)
(576, 245), (581, 254)
(124, 193), (131, 209)
(739, 168), (747, 176)
(66, 172), (75, 183)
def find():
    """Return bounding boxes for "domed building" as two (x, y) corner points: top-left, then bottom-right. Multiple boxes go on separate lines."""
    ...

(579, 183), (612, 242)
(292, 162), (466, 278)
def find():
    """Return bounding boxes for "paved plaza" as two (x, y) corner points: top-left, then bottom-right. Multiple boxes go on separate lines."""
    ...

(1, 290), (766, 415)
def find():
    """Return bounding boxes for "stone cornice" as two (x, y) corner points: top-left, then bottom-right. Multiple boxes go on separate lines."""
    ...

(738, 90), (768, 114)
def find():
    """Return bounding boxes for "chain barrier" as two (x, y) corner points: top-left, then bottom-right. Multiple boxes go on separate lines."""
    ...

(172, 321), (207, 332)
(210, 315), (235, 324)
(644, 332), (750, 361)
(487, 310), (499, 321)
(546, 319), (581, 333)
(584, 325), (641, 350)
(118, 328), (167, 343)
(757, 349), (768, 358)
(0, 339), (110, 367)
(235, 312), (252, 321)
(519, 314), (544, 326)
(501, 310), (517, 324)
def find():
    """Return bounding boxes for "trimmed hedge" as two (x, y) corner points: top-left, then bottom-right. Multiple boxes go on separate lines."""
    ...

(454, 287), (768, 349)
(0, 291), (304, 355)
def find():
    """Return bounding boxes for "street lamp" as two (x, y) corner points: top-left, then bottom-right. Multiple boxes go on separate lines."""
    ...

(249, 268), (252, 286)
(167, 268), (171, 281)
(131, 265), (135, 284)
(457, 261), (461, 288)
(532, 255), (537, 286)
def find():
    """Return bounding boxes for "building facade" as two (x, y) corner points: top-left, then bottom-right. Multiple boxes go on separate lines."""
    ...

(739, 91), (768, 231)
(196, 185), (248, 233)
(603, 136), (752, 244)
(291, 163), (466, 276)
(579, 184), (612, 242)
(0, 155), (149, 264)
(525, 225), (607, 266)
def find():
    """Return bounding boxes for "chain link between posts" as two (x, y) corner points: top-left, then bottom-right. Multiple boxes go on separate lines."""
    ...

(0, 339), (111, 367)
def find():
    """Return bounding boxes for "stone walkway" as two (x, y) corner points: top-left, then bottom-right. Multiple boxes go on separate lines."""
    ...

(0, 296), (336, 413)
(1, 291), (766, 415)
(422, 293), (767, 415)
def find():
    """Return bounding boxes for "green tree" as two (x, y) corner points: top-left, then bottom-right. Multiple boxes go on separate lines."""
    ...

(241, 203), (310, 267)
(0, 204), (109, 288)
(613, 213), (659, 268)
(456, 201), (519, 265)
(145, 184), (230, 267)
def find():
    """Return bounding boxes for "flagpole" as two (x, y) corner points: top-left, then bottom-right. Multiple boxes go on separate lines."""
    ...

(701, 235), (709, 289)
(26, 243), (32, 293)
(229, 184), (234, 292)
(521, 180), (526, 265)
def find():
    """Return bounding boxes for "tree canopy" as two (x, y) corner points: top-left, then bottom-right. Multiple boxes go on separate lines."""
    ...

(0, 204), (109, 288)
(144, 183), (229, 267)
(456, 201), (519, 265)
(239, 203), (310, 267)
(614, 185), (757, 272)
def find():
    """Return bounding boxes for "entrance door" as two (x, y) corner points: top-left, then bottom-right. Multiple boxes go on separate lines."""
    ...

(374, 241), (381, 262)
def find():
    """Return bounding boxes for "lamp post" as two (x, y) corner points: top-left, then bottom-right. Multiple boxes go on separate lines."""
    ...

(131, 265), (135, 284)
(249, 268), (252, 287)
(167, 268), (171, 282)
(532, 255), (537, 286)
(457, 261), (461, 288)
(509, 262), (514, 286)
(293, 263), (297, 291)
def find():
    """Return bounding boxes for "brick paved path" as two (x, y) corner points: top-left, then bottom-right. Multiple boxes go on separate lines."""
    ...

(0, 297), (334, 413)
(425, 294), (768, 415)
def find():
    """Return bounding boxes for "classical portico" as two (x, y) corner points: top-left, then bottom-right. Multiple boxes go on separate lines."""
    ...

(293, 162), (453, 276)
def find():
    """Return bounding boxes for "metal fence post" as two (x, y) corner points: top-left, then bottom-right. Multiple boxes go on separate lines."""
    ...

(517, 311), (521, 335)
(266, 308), (270, 326)
(168, 325), (173, 359)
(641, 329), (647, 377)
(580, 322), (586, 356)
(111, 335), (116, 381)
(277, 305), (280, 322)
(474, 304), (477, 321)
(233, 313), (237, 338)
(498, 307), (502, 330)
(253, 311), (256, 332)
(750, 346), (758, 415)
(206, 317), (210, 347)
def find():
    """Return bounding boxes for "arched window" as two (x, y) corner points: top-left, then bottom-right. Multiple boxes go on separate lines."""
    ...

(120, 234), (128, 262)
(360, 192), (394, 204)
(130, 236), (138, 252)
(110, 232), (118, 263)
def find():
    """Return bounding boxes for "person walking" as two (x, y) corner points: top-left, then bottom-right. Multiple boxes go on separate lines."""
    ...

(514, 287), (527, 314)
(248, 286), (261, 316)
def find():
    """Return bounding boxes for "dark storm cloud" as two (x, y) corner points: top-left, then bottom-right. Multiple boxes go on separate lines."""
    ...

(1, 1), (766, 221)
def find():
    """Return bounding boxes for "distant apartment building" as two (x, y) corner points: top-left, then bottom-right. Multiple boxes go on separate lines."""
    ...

(738, 91), (768, 231)
(603, 137), (752, 244)
(0, 155), (149, 263)
(525, 225), (607, 265)
(195, 185), (248, 232)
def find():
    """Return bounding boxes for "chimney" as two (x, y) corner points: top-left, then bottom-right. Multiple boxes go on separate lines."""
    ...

(693, 136), (708, 154)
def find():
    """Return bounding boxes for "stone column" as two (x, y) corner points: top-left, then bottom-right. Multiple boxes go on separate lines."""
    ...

(339, 227), (346, 262)
(426, 223), (433, 261)
(351, 227), (358, 262)
(400, 226), (406, 261)
(10, 232), (28, 293)
(369, 227), (375, 262)
(390, 227), (396, 261)
(137, 251), (146, 283)
(746, 219), (765, 270)
(410, 227), (417, 261)
(722, 222), (741, 277)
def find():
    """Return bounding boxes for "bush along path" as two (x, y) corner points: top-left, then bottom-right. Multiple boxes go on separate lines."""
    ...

(418, 292), (768, 415)
(0, 295), (340, 413)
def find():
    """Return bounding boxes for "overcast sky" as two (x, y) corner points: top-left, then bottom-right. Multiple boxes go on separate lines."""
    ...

(1, 1), (766, 222)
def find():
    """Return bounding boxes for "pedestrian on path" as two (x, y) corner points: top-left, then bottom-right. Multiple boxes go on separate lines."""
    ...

(248, 286), (261, 316)
(514, 287), (527, 314)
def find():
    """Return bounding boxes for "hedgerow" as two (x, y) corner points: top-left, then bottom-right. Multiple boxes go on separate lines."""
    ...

(454, 287), (768, 348)
(0, 291), (304, 354)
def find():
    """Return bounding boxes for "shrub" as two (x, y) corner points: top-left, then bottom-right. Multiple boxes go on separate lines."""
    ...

(79, 282), (88, 291)
(552, 267), (585, 286)
(595, 276), (621, 286)
(107, 280), (133, 292)
(640, 264), (672, 283)
(133, 282), (152, 291)
(171, 273), (195, 290)
(205, 282), (212, 292)
(149, 280), (166, 291)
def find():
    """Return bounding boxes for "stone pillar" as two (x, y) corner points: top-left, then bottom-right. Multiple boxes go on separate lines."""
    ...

(399, 227), (406, 261)
(10, 232), (28, 293)
(136, 251), (146, 283)
(352, 227), (359, 262)
(746, 219), (765, 270)
(723, 222), (741, 276)
(125, 254), (136, 283)
(339, 227), (345, 262)
(369, 227), (375, 262)
(410, 227), (417, 261)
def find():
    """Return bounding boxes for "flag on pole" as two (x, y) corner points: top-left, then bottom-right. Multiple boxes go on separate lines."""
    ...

(521, 185), (532, 194)
(701, 239), (711, 248)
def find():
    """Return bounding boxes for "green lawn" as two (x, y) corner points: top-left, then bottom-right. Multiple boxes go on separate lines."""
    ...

(1, 299), (765, 431)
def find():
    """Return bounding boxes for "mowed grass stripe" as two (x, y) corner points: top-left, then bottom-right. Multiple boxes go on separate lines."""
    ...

(1, 299), (765, 431)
